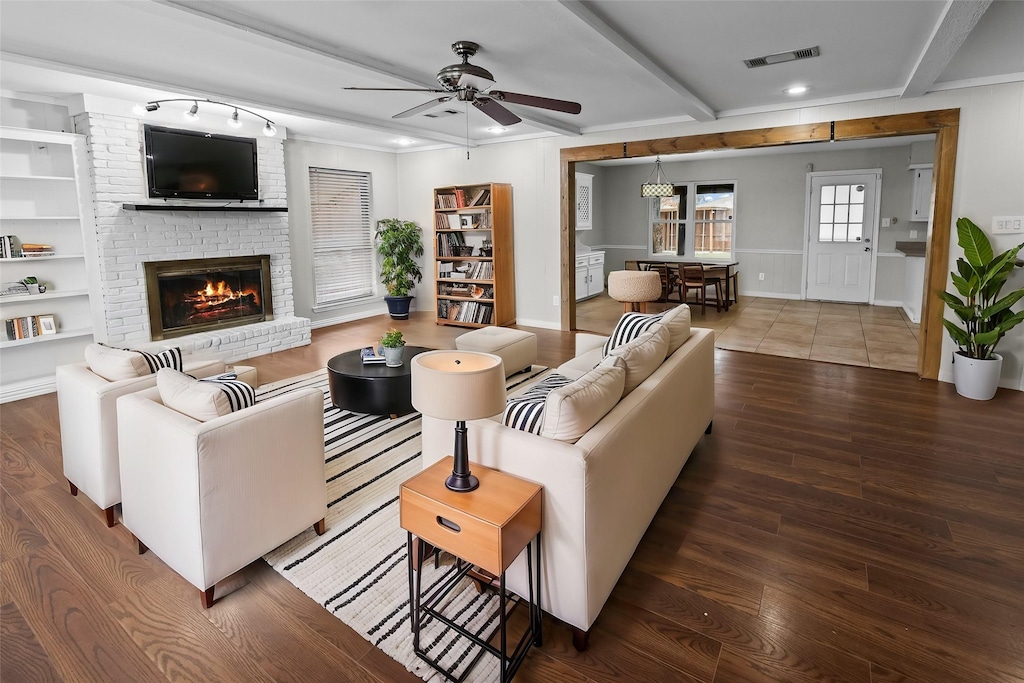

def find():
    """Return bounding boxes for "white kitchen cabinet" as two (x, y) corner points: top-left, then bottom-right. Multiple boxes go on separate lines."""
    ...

(0, 127), (100, 402)
(575, 172), (593, 231)
(910, 166), (933, 223)
(575, 250), (604, 300)
(902, 255), (924, 324)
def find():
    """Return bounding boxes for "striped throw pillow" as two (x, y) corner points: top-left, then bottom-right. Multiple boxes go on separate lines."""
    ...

(602, 312), (664, 356)
(502, 373), (573, 434)
(199, 372), (256, 413)
(137, 346), (183, 373)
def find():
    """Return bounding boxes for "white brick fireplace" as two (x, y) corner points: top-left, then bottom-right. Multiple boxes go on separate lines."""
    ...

(70, 98), (310, 362)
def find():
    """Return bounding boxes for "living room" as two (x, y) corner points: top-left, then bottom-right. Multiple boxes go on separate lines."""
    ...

(2, 2), (1024, 682)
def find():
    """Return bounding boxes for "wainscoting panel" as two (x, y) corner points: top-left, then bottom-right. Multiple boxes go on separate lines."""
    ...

(734, 250), (804, 297)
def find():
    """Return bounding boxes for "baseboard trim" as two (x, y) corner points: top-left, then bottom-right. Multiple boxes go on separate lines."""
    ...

(742, 291), (802, 300)
(1, 376), (56, 403)
(515, 318), (561, 330)
(872, 299), (904, 308)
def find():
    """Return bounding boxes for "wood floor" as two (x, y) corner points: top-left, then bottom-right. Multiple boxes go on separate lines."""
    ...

(3, 311), (1023, 682)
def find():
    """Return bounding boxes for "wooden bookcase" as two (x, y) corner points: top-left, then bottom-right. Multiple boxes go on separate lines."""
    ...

(432, 183), (514, 328)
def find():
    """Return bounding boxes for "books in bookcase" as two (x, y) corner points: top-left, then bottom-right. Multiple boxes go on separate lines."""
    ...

(4, 314), (56, 340)
(360, 346), (386, 364)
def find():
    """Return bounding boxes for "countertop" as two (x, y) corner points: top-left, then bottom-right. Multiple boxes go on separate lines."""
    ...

(895, 241), (926, 257)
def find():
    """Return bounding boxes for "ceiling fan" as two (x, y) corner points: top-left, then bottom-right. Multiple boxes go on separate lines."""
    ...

(344, 40), (582, 126)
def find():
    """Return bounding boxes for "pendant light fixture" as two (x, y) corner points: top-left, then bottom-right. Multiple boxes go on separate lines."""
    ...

(137, 99), (278, 137)
(640, 156), (675, 197)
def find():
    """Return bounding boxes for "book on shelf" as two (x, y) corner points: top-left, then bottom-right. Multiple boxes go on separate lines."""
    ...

(360, 346), (386, 364)
(468, 188), (487, 206)
(0, 235), (17, 259)
(436, 193), (457, 209)
(5, 315), (43, 340)
(455, 189), (466, 207)
(446, 214), (461, 229)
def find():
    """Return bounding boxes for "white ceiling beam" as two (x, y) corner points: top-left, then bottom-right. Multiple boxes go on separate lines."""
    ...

(901, 0), (992, 98)
(150, 0), (580, 137)
(556, 0), (716, 122)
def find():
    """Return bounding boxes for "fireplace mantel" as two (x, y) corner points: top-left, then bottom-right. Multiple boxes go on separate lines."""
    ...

(122, 203), (287, 212)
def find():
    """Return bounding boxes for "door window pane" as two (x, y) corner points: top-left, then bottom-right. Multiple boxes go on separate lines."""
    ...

(818, 183), (864, 243)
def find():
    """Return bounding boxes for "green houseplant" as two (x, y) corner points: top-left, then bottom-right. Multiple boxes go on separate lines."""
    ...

(380, 328), (405, 367)
(939, 217), (1024, 400)
(375, 218), (424, 320)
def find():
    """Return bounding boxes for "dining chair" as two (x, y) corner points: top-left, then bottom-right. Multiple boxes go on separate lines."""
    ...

(648, 263), (681, 303)
(680, 264), (724, 315)
(624, 260), (639, 271)
(704, 265), (738, 305)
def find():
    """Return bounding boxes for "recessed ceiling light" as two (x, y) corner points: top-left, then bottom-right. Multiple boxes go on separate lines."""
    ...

(785, 85), (809, 95)
(487, 127), (507, 134)
(395, 138), (415, 145)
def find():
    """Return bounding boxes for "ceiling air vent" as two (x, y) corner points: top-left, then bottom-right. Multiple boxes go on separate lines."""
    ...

(744, 45), (820, 68)
(423, 109), (461, 118)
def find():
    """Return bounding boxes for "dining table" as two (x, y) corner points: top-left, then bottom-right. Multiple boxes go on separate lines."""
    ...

(635, 260), (740, 311)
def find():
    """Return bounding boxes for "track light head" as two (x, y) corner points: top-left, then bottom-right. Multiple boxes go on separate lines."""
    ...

(184, 101), (199, 121)
(262, 121), (277, 137)
(227, 109), (243, 128)
(145, 102), (160, 112)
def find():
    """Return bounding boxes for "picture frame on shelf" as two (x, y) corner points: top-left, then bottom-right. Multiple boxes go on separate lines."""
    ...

(38, 314), (57, 335)
(459, 215), (476, 229)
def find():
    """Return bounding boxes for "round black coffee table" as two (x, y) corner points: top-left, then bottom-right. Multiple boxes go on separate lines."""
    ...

(327, 346), (432, 417)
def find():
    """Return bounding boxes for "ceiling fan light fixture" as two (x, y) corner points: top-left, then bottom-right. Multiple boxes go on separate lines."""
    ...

(227, 109), (243, 128)
(640, 157), (676, 197)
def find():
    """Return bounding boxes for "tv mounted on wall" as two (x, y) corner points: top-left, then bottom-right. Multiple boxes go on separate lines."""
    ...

(144, 125), (259, 201)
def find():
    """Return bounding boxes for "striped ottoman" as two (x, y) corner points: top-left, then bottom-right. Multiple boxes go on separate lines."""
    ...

(455, 327), (537, 377)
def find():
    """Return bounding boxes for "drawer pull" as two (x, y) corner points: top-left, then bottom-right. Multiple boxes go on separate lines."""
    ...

(437, 516), (461, 533)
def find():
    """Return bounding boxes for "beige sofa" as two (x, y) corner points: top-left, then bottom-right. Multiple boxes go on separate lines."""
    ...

(421, 322), (715, 649)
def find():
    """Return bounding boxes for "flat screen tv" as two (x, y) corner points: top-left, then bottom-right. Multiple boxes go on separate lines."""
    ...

(144, 125), (258, 200)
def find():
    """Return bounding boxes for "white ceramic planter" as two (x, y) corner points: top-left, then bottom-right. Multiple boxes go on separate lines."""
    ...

(952, 352), (1002, 400)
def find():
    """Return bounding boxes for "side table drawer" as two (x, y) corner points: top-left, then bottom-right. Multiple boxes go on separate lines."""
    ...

(401, 487), (541, 576)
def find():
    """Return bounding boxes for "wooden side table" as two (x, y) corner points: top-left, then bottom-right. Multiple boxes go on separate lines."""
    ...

(400, 456), (542, 683)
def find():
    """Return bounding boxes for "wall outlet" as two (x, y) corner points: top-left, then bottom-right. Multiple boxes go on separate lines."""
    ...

(992, 216), (1024, 234)
(552, 295), (559, 306)
(758, 272), (765, 281)
(909, 229), (918, 239)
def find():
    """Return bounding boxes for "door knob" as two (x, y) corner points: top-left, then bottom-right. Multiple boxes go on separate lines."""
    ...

(864, 247), (871, 252)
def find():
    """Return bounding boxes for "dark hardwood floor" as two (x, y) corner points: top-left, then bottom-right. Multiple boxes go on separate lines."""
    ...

(2, 311), (1023, 682)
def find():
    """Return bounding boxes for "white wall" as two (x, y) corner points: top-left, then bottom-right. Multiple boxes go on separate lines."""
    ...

(393, 82), (1024, 388)
(283, 139), (400, 327)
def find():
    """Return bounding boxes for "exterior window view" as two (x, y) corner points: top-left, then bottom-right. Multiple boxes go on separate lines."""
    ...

(694, 183), (735, 259)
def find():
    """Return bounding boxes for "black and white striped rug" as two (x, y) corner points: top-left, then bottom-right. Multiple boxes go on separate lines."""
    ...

(259, 367), (548, 682)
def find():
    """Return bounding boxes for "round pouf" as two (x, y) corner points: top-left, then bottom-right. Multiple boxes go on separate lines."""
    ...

(455, 327), (538, 377)
(608, 270), (662, 313)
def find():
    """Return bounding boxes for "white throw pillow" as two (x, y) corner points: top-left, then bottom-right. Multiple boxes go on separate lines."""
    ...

(609, 324), (670, 395)
(84, 343), (151, 381)
(541, 356), (626, 443)
(157, 368), (255, 422)
(658, 305), (692, 356)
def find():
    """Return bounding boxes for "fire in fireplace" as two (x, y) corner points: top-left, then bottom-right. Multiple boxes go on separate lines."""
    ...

(144, 256), (274, 340)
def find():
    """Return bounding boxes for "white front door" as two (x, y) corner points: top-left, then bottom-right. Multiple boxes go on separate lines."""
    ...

(805, 171), (879, 303)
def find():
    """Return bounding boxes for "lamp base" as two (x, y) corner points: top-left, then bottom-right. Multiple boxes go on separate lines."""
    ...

(445, 472), (479, 492)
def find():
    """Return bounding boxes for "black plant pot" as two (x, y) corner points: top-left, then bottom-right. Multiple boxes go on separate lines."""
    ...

(384, 295), (413, 319)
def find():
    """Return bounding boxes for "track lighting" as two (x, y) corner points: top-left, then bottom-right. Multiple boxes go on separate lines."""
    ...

(137, 99), (277, 136)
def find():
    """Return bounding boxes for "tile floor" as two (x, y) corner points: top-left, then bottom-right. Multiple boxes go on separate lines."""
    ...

(576, 293), (920, 373)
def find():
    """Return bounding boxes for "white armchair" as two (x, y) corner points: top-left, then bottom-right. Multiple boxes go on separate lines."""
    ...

(116, 382), (326, 607)
(55, 357), (228, 526)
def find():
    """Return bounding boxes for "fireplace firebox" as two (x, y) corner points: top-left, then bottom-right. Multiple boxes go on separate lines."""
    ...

(144, 255), (274, 340)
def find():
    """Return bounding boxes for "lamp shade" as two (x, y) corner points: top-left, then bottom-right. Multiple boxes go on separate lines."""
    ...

(411, 351), (505, 420)
(641, 183), (675, 197)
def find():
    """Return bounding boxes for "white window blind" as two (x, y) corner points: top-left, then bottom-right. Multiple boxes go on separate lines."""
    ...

(309, 167), (375, 309)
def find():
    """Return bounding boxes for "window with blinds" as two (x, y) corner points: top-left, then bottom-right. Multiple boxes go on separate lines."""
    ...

(309, 167), (375, 310)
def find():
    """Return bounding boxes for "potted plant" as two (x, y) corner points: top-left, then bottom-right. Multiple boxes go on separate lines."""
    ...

(375, 218), (424, 320)
(380, 328), (406, 367)
(939, 217), (1024, 400)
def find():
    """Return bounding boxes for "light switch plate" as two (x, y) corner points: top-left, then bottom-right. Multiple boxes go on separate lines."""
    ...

(992, 216), (1024, 234)
(881, 218), (891, 228)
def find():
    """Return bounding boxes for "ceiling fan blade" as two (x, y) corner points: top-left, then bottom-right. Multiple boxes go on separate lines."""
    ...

(393, 96), (454, 119)
(343, 87), (446, 93)
(488, 90), (582, 115)
(472, 97), (522, 126)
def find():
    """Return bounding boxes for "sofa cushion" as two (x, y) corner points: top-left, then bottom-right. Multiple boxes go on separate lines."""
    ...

(84, 343), (182, 381)
(157, 369), (256, 422)
(658, 305), (692, 355)
(609, 324), (670, 395)
(502, 373), (573, 434)
(541, 356), (626, 443)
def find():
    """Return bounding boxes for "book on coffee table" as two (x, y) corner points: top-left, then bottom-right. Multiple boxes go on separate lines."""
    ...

(361, 346), (386, 364)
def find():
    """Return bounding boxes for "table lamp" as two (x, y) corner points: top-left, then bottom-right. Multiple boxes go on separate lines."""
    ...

(411, 350), (506, 492)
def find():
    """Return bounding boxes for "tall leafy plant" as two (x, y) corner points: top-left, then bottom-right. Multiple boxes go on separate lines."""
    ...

(375, 219), (423, 297)
(939, 217), (1024, 359)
